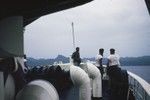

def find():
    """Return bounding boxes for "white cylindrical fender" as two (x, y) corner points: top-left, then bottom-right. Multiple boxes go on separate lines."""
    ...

(70, 65), (91, 100)
(81, 63), (102, 98)
(0, 72), (4, 100)
(0, 73), (15, 100)
(16, 80), (59, 100)
(15, 57), (28, 73)
(5, 74), (15, 100)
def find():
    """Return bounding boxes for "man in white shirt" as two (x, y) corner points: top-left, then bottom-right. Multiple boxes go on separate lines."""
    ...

(107, 48), (120, 67)
(95, 48), (104, 75)
(107, 48), (121, 83)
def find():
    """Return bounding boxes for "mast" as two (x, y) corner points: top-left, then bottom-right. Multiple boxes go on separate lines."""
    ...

(71, 22), (76, 50)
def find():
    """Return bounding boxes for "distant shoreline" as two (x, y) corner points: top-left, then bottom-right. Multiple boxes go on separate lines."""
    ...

(26, 55), (150, 67)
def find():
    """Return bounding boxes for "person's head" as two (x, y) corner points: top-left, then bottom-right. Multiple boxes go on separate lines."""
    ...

(99, 48), (104, 56)
(110, 48), (115, 54)
(76, 47), (80, 52)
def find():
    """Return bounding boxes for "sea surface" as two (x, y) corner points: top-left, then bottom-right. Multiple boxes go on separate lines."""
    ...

(122, 66), (150, 83)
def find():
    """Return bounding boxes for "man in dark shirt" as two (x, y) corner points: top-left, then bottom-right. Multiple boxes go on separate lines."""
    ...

(71, 47), (81, 66)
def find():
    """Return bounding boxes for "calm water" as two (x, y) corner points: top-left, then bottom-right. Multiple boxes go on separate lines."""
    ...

(122, 66), (150, 83)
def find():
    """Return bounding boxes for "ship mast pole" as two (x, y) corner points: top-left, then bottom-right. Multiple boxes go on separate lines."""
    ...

(71, 22), (76, 50)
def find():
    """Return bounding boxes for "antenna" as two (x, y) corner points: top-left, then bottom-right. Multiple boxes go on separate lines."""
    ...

(71, 22), (76, 50)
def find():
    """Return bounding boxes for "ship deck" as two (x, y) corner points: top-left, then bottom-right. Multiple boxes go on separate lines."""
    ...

(27, 65), (129, 100)
(102, 80), (111, 100)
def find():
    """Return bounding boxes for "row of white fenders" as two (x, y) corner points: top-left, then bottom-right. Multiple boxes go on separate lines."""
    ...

(0, 59), (102, 100)
(1, 58), (150, 100)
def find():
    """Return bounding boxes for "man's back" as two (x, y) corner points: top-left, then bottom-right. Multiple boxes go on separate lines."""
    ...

(108, 54), (120, 67)
(72, 51), (80, 62)
(95, 54), (102, 67)
(71, 47), (81, 66)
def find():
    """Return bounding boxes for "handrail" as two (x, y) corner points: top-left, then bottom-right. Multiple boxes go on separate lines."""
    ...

(127, 71), (150, 100)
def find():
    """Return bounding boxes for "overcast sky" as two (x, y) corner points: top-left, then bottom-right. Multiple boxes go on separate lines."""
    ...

(24, 0), (150, 58)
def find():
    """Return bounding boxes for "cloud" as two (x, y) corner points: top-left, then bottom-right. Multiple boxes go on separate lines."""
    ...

(24, 0), (150, 58)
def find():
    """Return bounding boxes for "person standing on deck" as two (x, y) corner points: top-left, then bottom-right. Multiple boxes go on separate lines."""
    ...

(107, 49), (129, 100)
(71, 47), (81, 66)
(95, 48), (104, 76)
(107, 48), (121, 80)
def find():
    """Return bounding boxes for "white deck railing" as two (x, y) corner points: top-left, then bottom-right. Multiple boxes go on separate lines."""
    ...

(128, 71), (150, 100)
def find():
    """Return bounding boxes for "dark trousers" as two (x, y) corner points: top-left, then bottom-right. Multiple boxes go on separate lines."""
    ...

(107, 65), (128, 100)
(97, 66), (103, 76)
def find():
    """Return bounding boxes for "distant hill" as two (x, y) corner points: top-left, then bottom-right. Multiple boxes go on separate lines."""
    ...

(26, 55), (150, 67)
(27, 55), (69, 67)
(120, 56), (150, 66)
